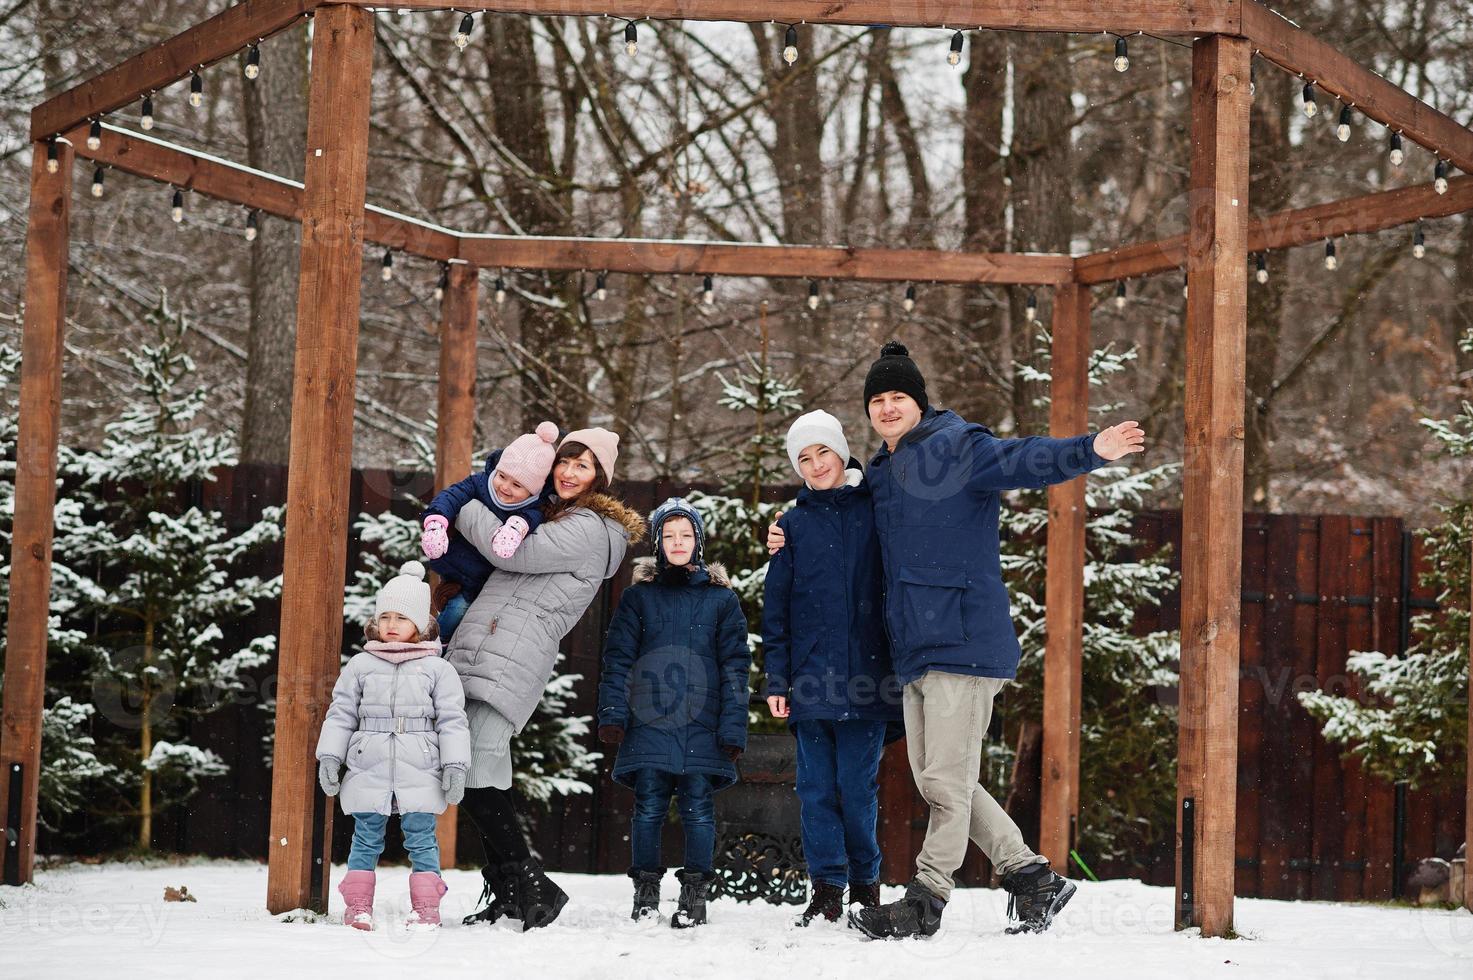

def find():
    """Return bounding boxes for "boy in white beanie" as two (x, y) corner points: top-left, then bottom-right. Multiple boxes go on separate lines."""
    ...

(762, 411), (902, 926)
(316, 560), (472, 930)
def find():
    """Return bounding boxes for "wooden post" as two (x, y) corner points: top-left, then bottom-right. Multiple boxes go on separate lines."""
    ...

(0, 136), (72, 886)
(1040, 282), (1090, 873)
(1177, 33), (1251, 938)
(265, 3), (375, 916)
(433, 263), (479, 867)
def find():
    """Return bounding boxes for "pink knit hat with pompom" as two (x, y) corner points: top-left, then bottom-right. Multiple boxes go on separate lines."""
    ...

(495, 421), (559, 494)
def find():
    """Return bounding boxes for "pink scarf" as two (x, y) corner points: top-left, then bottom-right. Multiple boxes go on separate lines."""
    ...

(364, 639), (442, 664)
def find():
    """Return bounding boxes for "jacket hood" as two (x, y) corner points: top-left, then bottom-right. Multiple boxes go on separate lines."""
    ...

(797, 457), (868, 504)
(631, 556), (732, 589)
(870, 407), (968, 464)
(571, 492), (647, 577)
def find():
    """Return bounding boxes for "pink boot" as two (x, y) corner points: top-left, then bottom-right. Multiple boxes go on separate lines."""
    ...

(339, 870), (376, 930)
(408, 872), (449, 927)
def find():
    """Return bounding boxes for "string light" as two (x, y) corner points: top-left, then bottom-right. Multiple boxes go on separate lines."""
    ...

(1255, 252), (1269, 284)
(595, 271), (607, 301)
(45, 140), (58, 173)
(189, 72), (204, 108)
(435, 264), (449, 301)
(807, 280), (820, 310)
(170, 188), (184, 223)
(1301, 81), (1317, 118)
(245, 209), (259, 242)
(494, 276), (507, 304)
(948, 31), (964, 67)
(1336, 105), (1352, 142)
(91, 167), (104, 197)
(1114, 280), (1127, 309)
(1324, 239), (1337, 271)
(1182, 271), (1189, 299)
(1250, 63), (1256, 98)
(381, 249), (393, 282)
(1412, 220), (1426, 259)
(623, 22), (638, 57)
(899, 284), (915, 313)
(87, 119), (101, 150)
(1389, 132), (1404, 167)
(1113, 36), (1130, 73)
(244, 44), (260, 80)
(702, 274), (714, 306)
(1434, 159), (1449, 195)
(454, 12), (474, 50)
(1025, 292), (1038, 323)
(141, 94), (154, 130)
(783, 25), (799, 66)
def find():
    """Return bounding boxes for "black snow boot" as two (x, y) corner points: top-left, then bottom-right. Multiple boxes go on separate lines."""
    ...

(796, 881), (845, 926)
(847, 878), (945, 940)
(629, 868), (664, 922)
(514, 856), (569, 931)
(670, 868), (715, 929)
(1000, 861), (1076, 935)
(848, 881), (881, 909)
(461, 862), (519, 926)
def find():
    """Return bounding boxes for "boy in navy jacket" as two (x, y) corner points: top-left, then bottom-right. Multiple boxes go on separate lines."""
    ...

(763, 410), (902, 926)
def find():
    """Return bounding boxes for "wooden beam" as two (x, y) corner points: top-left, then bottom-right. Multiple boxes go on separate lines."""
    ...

(1039, 281), (1090, 876)
(432, 263), (480, 870)
(459, 236), (1073, 286)
(1076, 174), (1473, 284)
(383, 0), (1243, 34)
(1177, 33), (1251, 939)
(266, 3), (375, 916)
(31, 0), (322, 142)
(1244, 2), (1473, 176)
(0, 140), (72, 887)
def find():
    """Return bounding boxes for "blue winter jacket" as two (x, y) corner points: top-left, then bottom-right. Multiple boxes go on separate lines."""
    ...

(420, 448), (553, 596)
(761, 465), (902, 729)
(597, 559), (752, 790)
(868, 407), (1107, 684)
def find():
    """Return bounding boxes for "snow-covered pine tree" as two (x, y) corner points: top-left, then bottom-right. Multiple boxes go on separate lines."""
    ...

(342, 435), (599, 806)
(990, 331), (1181, 872)
(1299, 329), (1472, 789)
(58, 298), (283, 849)
(0, 343), (124, 833)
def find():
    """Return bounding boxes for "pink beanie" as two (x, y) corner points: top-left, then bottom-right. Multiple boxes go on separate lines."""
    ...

(496, 421), (559, 492)
(560, 427), (620, 483)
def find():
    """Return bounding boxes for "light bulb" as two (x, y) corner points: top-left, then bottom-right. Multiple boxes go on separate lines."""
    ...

(1025, 293), (1038, 323)
(702, 275), (714, 306)
(141, 95), (154, 130)
(1389, 132), (1404, 167)
(171, 189), (183, 223)
(245, 210), (259, 242)
(45, 141), (58, 173)
(1114, 281), (1127, 309)
(1182, 274), (1189, 299)
(783, 25), (798, 66)
(435, 266), (448, 301)
(1302, 82), (1317, 118)
(87, 119), (101, 150)
(1113, 36), (1129, 73)
(1336, 105), (1351, 142)
(1254, 254), (1268, 284)
(455, 12), (474, 50)
(595, 272), (607, 301)
(381, 251), (393, 282)
(245, 45), (260, 80)
(91, 168), (103, 197)
(189, 72), (203, 108)
(902, 284), (916, 313)
(948, 31), (963, 68)
(1250, 63), (1257, 98)
(807, 282), (820, 310)
(1413, 223), (1425, 259)
(1324, 240), (1337, 271)
(1434, 160), (1449, 195)
(494, 277), (507, 304)
(624, 22), (637, 58)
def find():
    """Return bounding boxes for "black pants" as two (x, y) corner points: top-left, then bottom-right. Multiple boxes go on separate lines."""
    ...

(460, 786), (530, 866)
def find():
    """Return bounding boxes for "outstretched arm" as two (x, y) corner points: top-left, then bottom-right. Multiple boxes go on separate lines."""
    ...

(967, 420), (1144, 492)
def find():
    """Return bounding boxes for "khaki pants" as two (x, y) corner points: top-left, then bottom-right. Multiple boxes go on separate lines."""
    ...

(904, 670), (1044, 901)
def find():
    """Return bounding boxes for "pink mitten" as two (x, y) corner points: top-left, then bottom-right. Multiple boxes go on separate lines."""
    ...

(491, 515), (530, 559)
(421, 515), (449, 559)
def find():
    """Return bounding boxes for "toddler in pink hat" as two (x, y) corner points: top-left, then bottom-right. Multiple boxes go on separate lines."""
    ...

(419, 421), (559, 640)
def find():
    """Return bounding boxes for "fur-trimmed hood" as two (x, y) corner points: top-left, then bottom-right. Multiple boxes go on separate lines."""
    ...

(631, 556), (731, 589)
(575, 492), (647, 545)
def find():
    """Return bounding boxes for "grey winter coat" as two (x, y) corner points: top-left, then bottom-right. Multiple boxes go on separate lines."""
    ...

(446, 493), (646, 732)
(315, 641), (472, 816)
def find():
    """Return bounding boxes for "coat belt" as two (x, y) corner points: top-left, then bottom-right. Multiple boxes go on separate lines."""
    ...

(358, 716), (435, 733)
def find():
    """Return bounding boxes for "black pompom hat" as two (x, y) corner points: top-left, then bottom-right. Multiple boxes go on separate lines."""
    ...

(862, 341), (929, 413)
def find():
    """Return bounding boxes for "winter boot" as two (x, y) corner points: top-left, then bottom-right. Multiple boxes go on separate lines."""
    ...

(847, 878), (944, 940)
(407, 871), (449, 927)
(629, 868), (664, 922)
(461, 863), (519, 926)
(1000, 861), (1076, 935)
(795, 881), (845, 926)
(514, 856), (569, 931)
(338, 869), (376, 931)
(848, 881), (882, 909)
(670, 868), (715, 929)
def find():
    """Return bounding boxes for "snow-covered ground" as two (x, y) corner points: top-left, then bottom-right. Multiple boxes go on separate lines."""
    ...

(4, 859), (1471, 978)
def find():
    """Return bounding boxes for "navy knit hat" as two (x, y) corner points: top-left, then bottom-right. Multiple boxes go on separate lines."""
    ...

(863, 341), (929, 413)
(650, 497), (705, 568)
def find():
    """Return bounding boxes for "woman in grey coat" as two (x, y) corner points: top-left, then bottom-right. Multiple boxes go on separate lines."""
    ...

(447, 428), (646, 931)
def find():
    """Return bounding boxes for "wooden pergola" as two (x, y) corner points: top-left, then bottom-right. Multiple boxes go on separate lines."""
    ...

(4, 0), (1472, 936)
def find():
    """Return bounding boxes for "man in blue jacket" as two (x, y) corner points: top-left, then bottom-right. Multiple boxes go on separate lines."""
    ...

(769, 341), (1145, 940)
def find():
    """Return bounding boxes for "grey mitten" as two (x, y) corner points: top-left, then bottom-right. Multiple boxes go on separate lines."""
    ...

(318, 756), (342, 796)
(442, 766), (467, 805)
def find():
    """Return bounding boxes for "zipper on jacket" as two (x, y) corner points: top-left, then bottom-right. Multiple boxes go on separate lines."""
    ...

(389, 662), (399, 801)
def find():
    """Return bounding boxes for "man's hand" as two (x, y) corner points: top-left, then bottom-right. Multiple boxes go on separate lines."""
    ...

(767, 695), (789, 719)
(766, 513), (787, 556)
(1093, 421), (1146, 461)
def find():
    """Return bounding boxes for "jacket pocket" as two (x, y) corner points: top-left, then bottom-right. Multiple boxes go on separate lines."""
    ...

(897, 565), (968, 649)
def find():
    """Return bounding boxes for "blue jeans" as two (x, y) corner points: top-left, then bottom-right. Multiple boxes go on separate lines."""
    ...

(437, 591), (470, 642)
(630, 769), (716, 873)
(793, 719), (887, 886)
(347, 811), (441, 873)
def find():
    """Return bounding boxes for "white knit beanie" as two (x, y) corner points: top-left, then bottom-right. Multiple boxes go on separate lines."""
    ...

(785, 410), (850, 481)
(374, 560), (432, 636)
